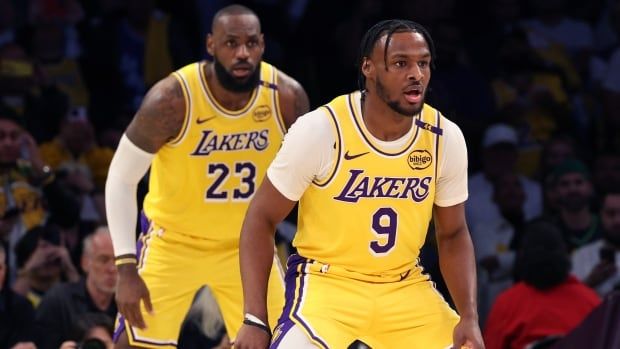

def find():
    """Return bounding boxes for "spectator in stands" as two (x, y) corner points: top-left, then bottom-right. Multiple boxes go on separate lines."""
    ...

(539, 134), (578, 214)
(547, 158), (603, 251)
(467, 123), (542, 230)
(572, 189), (620, 295)
(0, 110), (50, 272)
(34, 227), (117, 349)
(483, 221), (600, 349)
(39, 106), (113, 193)
(12, 225), (79, 308)
(59, 312), (114, 349)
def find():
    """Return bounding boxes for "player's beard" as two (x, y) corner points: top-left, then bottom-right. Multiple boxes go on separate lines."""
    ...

(214, 57), (260, 93)
(375, 78), (424, 117)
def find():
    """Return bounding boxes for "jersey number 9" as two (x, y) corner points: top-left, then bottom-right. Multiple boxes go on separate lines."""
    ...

(370, 207), (397, 255)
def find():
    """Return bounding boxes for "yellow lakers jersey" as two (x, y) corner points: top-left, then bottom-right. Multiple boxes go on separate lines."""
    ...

(143, 61), (286, 241)
(295, 92), (444, 277)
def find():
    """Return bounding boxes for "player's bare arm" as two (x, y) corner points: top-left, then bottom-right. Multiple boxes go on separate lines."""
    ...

(434, 203), (485, 349)
(112, 75), (186, 331)
(236, 178), (296, 348)
(125, 75), (186, 153)
(276, 70), (309, 129)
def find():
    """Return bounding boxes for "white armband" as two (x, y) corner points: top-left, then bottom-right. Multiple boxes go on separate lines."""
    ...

(105, 134), (154, 257)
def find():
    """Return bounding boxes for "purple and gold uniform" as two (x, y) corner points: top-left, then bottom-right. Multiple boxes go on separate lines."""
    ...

(268, 92), (465, 348)
(115, 61), (286, 348)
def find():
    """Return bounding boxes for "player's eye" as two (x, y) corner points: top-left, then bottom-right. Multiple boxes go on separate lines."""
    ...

(418, 61), (429, 68)
(247, 40), (258, 48)
(394, 61), (407, 68)
(225, 40), (237, 48)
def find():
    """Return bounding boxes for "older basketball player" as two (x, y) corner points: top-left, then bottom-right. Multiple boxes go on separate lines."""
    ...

(105, 4), (309, 348)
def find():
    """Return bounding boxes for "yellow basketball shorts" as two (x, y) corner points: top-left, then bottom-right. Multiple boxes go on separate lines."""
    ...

(113, 215), (285, 348)
(271, 255), (459, 349)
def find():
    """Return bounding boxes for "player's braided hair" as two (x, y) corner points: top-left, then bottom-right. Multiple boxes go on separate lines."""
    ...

(357, 19), (436, 93)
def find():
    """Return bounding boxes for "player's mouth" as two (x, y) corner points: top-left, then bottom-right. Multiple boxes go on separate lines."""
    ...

(404, 85), (423, 104)
(231, 64), (253, 78)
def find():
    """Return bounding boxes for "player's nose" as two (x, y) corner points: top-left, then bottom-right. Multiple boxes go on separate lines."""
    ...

(236, 44), (250, 59)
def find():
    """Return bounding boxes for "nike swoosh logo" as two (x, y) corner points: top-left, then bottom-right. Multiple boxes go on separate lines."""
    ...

(196, 115), (217, 124)
(344, 151), (369, 160)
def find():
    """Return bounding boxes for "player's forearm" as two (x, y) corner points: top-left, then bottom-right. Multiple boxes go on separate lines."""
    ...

(437, 227), (479, 320)
(105, 135), (153, 257)
(239, 213), (277, 323)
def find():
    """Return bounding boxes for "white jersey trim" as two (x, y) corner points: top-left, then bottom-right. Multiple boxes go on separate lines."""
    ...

(267, 98), (468, 204)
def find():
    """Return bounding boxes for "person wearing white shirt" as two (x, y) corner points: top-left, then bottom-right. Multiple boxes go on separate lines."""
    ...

(467, 124), (542, 231)
(572, 190), (620, 296)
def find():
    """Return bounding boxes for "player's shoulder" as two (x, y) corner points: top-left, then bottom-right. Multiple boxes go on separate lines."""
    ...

(274, 66), (303, 92)
(423, 104), (464, 141)
(274, 67), (307, 105)
(174, 61), (200, 76)
(272, 65), (310, 128)
(290, 106), (332, 132)
(125, 74), (186, 152)
(137, 74), (185, 123)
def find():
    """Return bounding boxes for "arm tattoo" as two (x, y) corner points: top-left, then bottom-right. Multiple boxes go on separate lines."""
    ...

(125, 76), (186, 153)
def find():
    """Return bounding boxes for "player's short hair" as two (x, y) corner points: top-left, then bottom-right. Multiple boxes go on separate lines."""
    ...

(357, 19), (436, 92)
(212, 4), (260, 32)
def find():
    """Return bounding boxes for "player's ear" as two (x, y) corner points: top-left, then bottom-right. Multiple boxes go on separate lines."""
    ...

(259, 33), (265, 54)
(362, 57), (373, 78)
(207, 34), (214, 56)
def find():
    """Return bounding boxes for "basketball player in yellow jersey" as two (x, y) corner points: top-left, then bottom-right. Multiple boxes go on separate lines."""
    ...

(104, 5), (309, 348)
(235, 20), (484, 349)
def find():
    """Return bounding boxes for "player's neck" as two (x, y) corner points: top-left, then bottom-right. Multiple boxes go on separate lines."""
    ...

(361, 93), (413, 142)
(204, 63), (254, 111)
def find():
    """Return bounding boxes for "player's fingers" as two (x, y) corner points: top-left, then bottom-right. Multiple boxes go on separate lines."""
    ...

(132, 304), (147, 330)
(124, 301), (146, 330)
(143, 287), (154, 315)
(453, 333), (465, 349)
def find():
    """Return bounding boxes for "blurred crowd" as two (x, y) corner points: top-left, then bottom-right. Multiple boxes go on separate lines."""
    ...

(0, 0), (619, 348)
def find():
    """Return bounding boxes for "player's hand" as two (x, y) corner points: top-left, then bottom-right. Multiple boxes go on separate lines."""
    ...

(453, 316), (485, 349)
(232, 324), (270, 349)
(116, 264), (153, 330)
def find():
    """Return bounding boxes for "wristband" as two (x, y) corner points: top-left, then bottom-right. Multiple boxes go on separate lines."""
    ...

(114, 256), (137, 266)
(243, 313), (271, 336)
